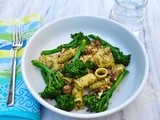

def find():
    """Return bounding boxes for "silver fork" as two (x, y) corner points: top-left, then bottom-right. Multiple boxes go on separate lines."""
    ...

(7, 27), (23, 106)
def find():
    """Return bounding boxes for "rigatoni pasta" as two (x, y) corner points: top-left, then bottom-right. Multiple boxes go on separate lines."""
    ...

(95, 68), (108, 80)
(72, 87), (84, 110)
(74, 73), (97, 89)
(90, 77), (111, 91)
(58, 48), (76, 63)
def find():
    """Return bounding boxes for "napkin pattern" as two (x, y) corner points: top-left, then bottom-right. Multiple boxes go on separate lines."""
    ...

(0, 14), (42, 120)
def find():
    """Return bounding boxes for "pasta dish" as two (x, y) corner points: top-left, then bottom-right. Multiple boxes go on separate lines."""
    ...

(31, 32), (131, 112)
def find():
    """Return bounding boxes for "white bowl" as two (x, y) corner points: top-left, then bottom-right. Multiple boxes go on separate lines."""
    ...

(21, 15), (149, 119)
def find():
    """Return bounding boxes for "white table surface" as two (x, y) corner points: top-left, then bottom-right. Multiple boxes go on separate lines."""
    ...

(0, 0), (160, 120)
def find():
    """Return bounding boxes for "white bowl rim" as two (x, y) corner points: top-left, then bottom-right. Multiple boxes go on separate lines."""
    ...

(21, 15), (149, 119)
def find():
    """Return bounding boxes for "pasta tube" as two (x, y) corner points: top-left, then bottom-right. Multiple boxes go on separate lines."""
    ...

(72, 87), (84, 110)
(90, 77), (111, 91)
(95, 68), (108, 80)
(90, 48), (115, 68)
(58, 48), (76, 63)
(39, 54), (61, 70)
(62, 77), (73, 84)
(74, 73), (97, 89)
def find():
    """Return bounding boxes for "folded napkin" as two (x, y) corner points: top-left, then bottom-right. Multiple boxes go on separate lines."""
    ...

(0, 14), (42, 120)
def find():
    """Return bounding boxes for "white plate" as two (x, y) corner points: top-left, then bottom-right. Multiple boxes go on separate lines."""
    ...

(21, 15), (149, 119)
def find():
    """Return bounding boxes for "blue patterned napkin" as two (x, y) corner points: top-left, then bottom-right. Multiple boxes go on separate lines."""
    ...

(0, 14), (42, 120)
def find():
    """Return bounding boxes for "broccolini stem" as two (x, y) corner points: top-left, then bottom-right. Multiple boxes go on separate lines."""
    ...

(32, 60), (51, 73)
(101, 69), (129, 111)
(40, 70), (49, 85)
(32, 60), (54, 85)
(41, 47), (61, 55)
(88, 34), (112, 48)
(41, 41), (79, 55)
(104, 69), (129, 95)
(41, 35), (82, 55)
(71, 39), (87, 62)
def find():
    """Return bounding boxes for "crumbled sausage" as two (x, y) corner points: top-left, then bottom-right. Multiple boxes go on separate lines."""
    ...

(63, 84), (72, 94)
(92, 40), (101, 47)
(107, 68), (116, 82)
(84, 48), (93, 54)
(97, 84), (110, 93)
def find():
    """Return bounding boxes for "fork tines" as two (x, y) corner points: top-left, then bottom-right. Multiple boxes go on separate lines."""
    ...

(13, 27), (23, 46)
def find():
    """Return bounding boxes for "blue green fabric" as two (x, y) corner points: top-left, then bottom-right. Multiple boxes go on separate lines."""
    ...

(0, 14), (42, 120)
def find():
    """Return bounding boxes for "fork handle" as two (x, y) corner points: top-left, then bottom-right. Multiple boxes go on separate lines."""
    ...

(7, 50), (17, 106)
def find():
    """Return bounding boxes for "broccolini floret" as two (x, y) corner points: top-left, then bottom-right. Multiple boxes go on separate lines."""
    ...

(55, 94), (75, 111)
(84, 60), (97, 70)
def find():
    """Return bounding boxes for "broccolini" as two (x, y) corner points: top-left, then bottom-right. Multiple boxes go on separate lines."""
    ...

(55, 94), (75, 111)
(62, 39), (88, 79)
(32, 60), (65, 99)
(41, 32), (90, 55)
(83, 69), (129, 112)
